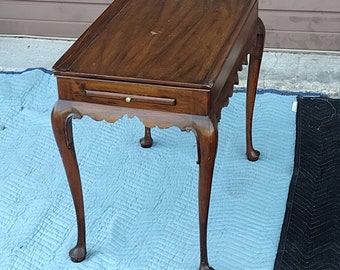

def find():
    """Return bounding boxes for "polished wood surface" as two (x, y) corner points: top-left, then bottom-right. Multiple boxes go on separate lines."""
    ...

(54, 0), (257, 86)
(51, 0), (265, 269)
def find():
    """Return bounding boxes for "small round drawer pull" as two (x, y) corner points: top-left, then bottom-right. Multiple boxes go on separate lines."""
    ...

(125, 96), (132, 103)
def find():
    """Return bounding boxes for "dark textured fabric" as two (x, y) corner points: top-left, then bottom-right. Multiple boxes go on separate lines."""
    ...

(275, 97), (340, 269)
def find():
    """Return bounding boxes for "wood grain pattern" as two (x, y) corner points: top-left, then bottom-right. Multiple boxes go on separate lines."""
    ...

(51, 1), (264, 269)
(54, 0), (256, 87)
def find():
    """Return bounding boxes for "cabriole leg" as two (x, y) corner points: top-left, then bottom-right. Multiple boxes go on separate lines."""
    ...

(246, 18), (265, 161)
(51, 101), (86, 262)
(193, 117), (218, 270)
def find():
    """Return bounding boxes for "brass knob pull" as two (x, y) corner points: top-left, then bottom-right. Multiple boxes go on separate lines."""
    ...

(125, 96), (132, 103)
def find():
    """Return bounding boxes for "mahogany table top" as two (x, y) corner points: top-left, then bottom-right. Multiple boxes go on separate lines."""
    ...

(53, 0), (258, 90)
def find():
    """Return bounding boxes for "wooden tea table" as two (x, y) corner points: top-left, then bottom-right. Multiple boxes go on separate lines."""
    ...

(51, 0), (265, 269)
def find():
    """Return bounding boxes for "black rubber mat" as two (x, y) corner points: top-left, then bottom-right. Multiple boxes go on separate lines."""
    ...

(274, 97), (340, 269)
